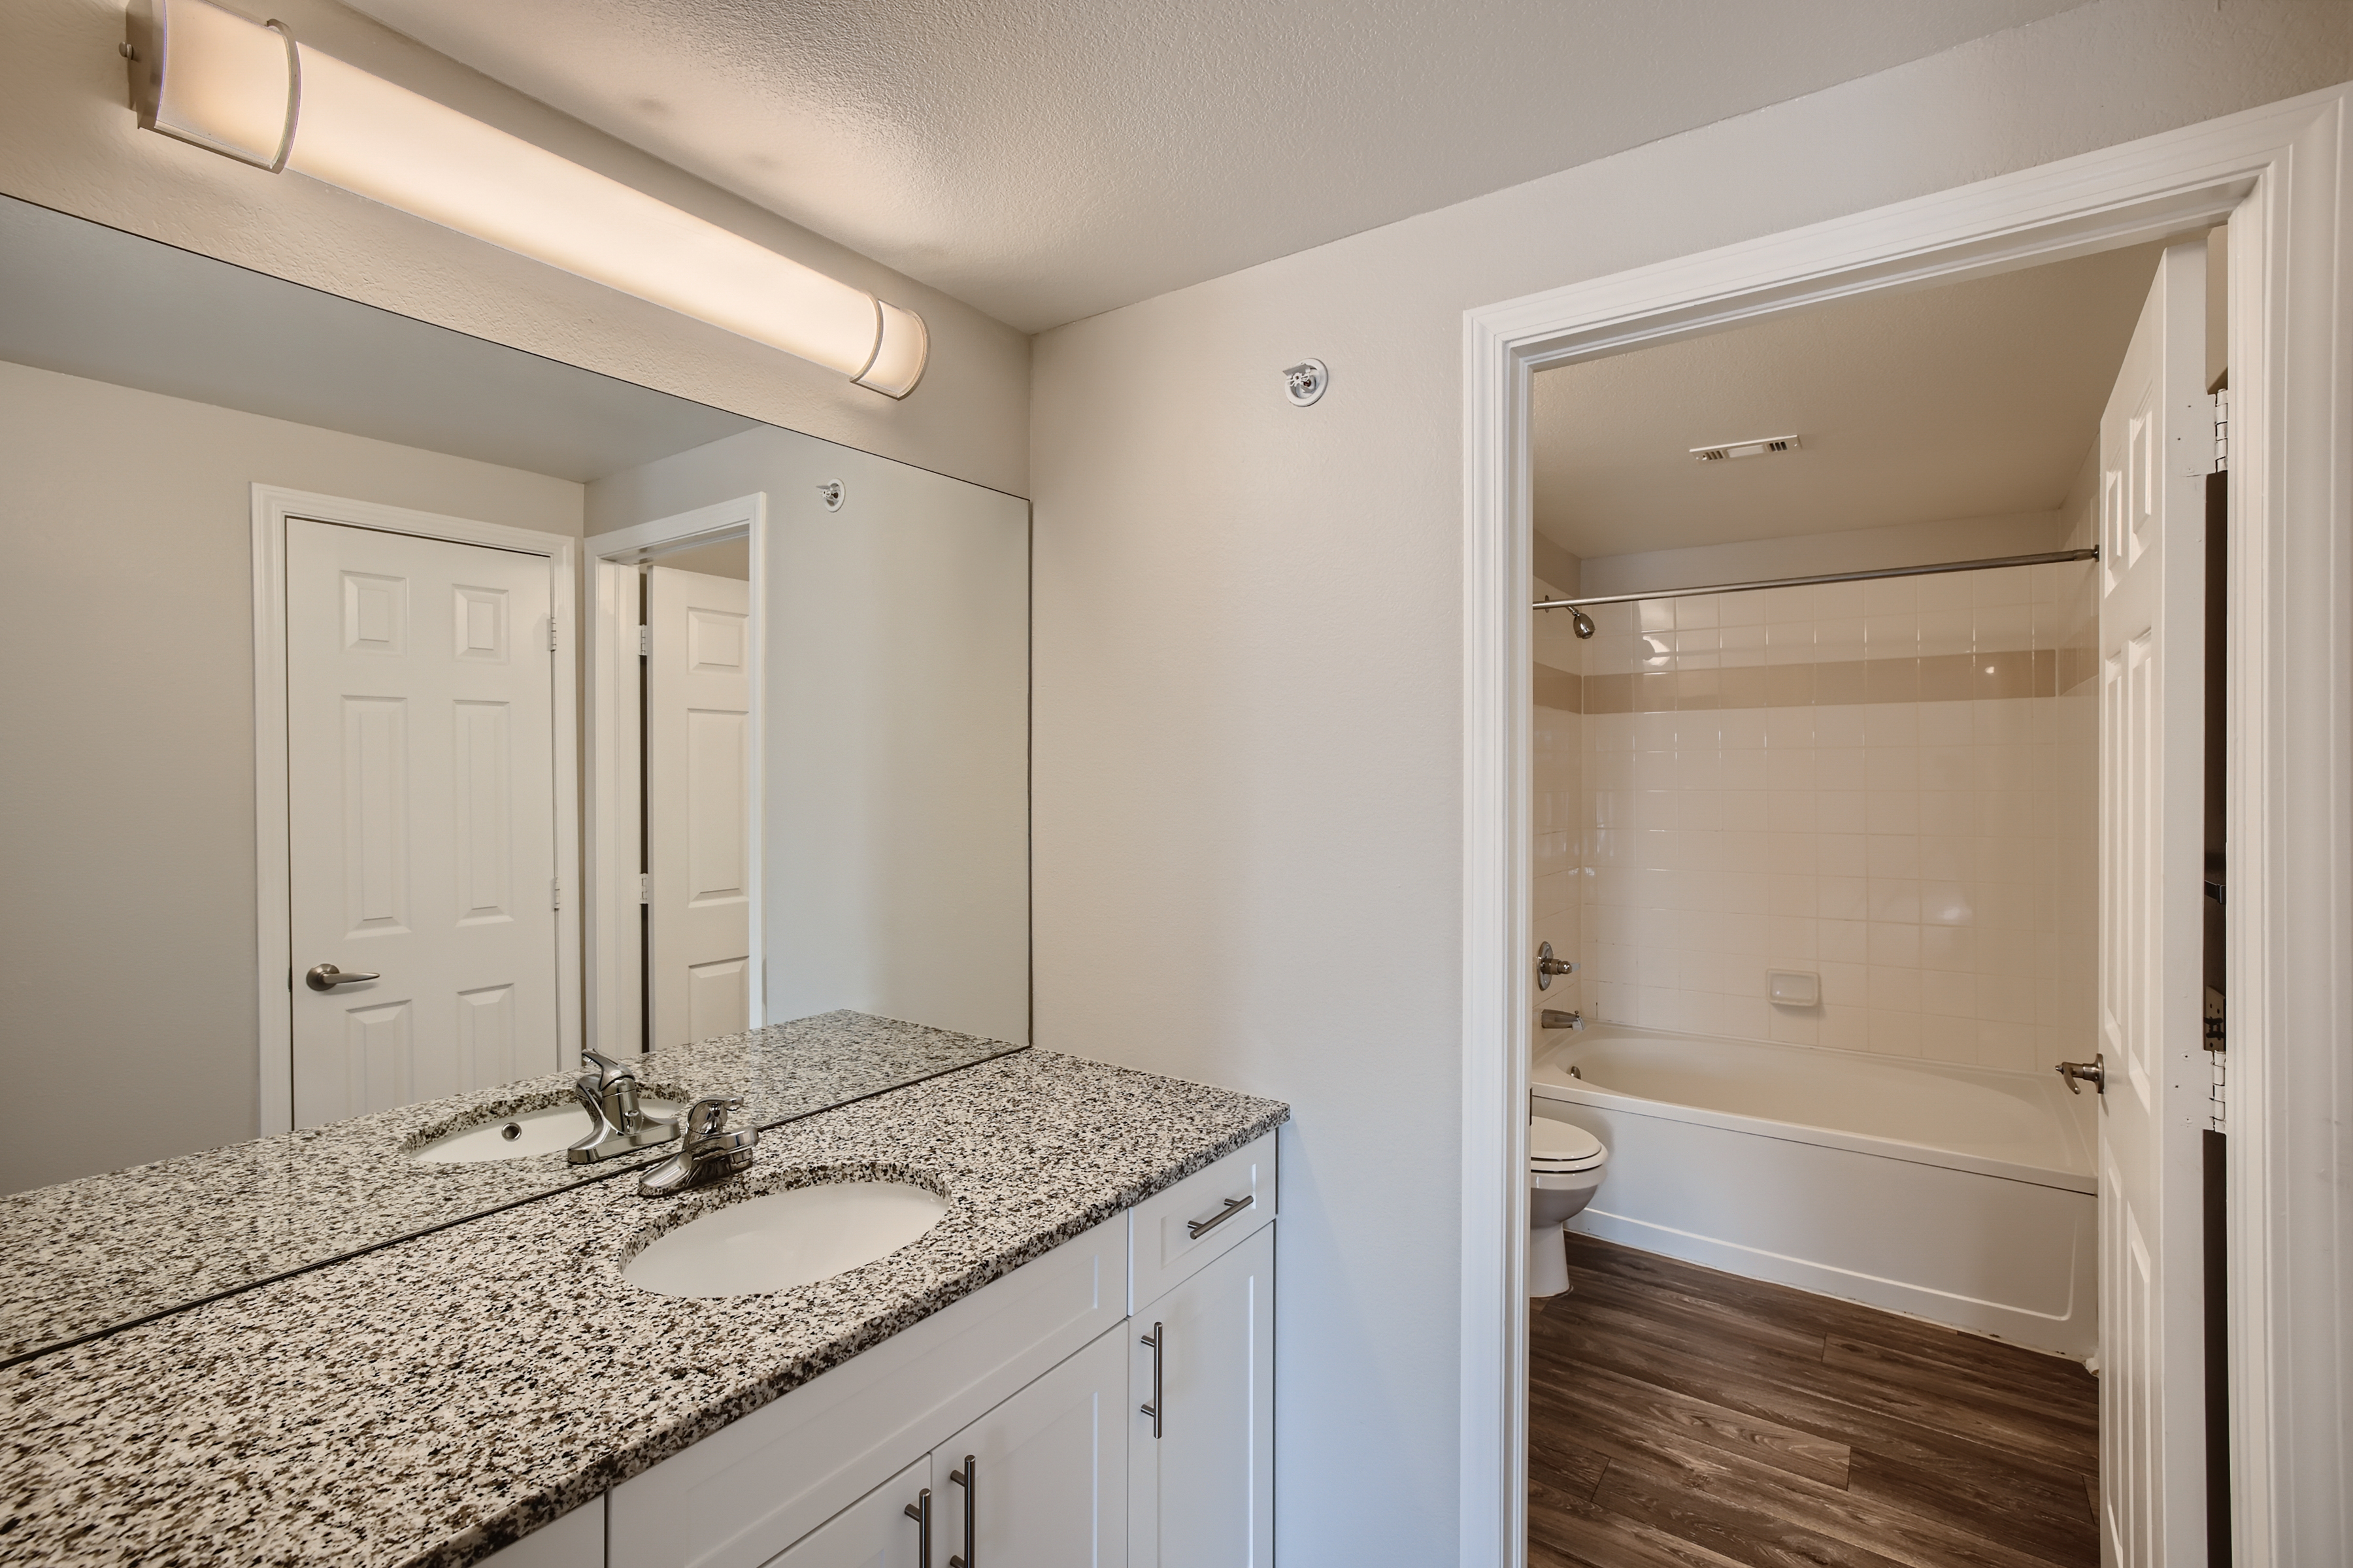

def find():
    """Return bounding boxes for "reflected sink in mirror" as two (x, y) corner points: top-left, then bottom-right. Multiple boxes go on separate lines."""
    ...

(0, 184), (1031, 1369)
(407, 1101), (686, 1165)
(624, 1181), (950, 1299)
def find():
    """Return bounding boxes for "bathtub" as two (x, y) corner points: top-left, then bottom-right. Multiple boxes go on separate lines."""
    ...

(1532, 1024), (2098, 1358)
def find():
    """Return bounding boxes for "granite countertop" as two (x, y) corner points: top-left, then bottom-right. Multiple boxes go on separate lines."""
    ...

(0, 1049), (1288, 1567)
(0, 1012), (1024, 1365)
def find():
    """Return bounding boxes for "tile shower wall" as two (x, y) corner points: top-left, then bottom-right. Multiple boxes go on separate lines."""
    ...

(1553, 561), (2096, 1074)
(1533, 575), (1582, 1004)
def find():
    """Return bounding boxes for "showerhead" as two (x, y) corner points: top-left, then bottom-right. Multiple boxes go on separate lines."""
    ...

(1571, 607), (1594, 639)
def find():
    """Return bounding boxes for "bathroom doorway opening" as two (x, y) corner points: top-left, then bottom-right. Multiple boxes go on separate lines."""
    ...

(1457, 86), (2353, 1568)
(585, 495), (766, 1060)
(1514, 231), (2218, 1568)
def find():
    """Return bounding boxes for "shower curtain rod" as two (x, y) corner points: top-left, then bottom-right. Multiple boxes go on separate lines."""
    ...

(1531, 546), (2099, 612)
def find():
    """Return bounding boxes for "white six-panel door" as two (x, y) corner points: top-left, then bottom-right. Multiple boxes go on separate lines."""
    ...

(2095, 239), (2210, 1568)
(285, 519), (561, 1126)
(646, 565), (752, 1049)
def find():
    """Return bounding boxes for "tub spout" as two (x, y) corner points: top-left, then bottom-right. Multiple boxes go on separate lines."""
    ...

(1541, 1009), (1583, 1031)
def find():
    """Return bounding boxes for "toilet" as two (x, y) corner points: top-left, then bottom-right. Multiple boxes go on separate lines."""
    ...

(1527, 1116), (1609, 1297)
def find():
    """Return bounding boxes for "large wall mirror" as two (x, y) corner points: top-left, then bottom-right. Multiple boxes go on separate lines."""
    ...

(0, 193), (1029, 1362)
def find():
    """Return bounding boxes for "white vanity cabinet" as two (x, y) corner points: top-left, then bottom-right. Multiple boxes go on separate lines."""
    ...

(935, 1326), (1129, 1565)
(1127, 1224), (1276, 1568)
(1123, 1131), (1277, 1568)
(764, 1456), (933, 1568)
(590, 1131), (1275, 1568)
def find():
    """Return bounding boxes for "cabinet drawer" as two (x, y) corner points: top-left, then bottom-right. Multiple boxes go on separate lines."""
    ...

(1131, 1131), (1277, 1310)
(610, 1216), (1125, 1568)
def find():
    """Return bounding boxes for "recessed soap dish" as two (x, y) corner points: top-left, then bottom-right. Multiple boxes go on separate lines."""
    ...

(1767, 970), (1820, 1007)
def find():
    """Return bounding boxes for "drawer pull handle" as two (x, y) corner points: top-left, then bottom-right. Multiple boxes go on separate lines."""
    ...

(1140, 1321), (1164, 1439)
(904, 1488), (931, 1568)
(1186, 1194), (1254, 1240)
(948, 1454), (976, 1568)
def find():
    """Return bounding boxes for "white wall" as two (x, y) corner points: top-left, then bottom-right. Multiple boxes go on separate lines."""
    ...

(590, 429), (1031, 1046)
(0, 359), (582, 1193)
(1027, 3), (2348, 1560)
(0, 0), (1031, 499)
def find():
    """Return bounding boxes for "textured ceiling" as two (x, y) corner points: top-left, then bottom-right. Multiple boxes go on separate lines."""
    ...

(1530, 240), (2171, 561)
(340, 0), (2089, 332)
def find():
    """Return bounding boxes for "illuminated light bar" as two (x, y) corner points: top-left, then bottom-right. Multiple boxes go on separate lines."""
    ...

(123, 0), (929, 397)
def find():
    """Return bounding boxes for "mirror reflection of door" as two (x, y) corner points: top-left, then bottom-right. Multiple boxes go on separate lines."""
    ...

(642, 558), (753, 1049)
(286, 516), (563, 1127)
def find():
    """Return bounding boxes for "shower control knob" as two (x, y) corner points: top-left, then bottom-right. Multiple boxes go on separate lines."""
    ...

(2056, 1056), (2105, 1095)
(1535, 942), (1577, 990)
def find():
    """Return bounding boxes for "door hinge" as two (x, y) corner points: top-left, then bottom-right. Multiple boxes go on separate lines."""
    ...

(2212, 388), (2230, 474)
(639, 624), (651, 656)
(639, 872), (652, 905)
(2207, 985), (2228, 1130)
(548, 620), (558, 653)
(551, 876), (562, 911)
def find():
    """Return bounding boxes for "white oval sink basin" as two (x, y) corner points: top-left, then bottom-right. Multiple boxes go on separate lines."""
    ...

(624, 1181), (950, 1299)
(407, 1099), (685, 1164)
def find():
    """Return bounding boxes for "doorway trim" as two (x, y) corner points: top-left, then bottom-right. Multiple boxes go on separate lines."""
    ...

(250, 484), (580, 1137)
(1459, 86), (2352, 1568)
(582, 494), (768, 1057)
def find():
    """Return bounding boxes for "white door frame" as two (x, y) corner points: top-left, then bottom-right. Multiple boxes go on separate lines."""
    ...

(1459, 85), (2353, 1568)
(251, 483), (581, 1137)
(583, 494), (768, 1056)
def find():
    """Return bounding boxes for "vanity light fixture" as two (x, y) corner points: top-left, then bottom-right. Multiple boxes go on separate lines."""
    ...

(121, 0), (929, 397)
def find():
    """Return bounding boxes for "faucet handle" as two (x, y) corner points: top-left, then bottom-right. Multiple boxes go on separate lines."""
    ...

(580, 1049), (636, 1089)
(637, 1097), (756, 1195)
(683, 1095), (744, 1140)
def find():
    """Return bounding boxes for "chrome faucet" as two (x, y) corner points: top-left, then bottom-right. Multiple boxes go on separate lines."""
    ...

(1540, 1009), (1584, 1031)
(637, 1097), (759, 1195)
(566, 1050), (682, 1164)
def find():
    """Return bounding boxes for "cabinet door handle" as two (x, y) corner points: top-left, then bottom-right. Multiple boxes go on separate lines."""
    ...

(948, 1454), (976, 1568)
(903, 1488), (931, 1568)
(1186, 1194), (1254, 1240)
(1139, 1321), (1164, 1439)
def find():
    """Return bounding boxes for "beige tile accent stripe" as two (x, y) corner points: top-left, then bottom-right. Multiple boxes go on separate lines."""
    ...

(1534, 664), (1583, 712)
(2056, 645), (2097, 697)
(1546, 649), (2065, 715)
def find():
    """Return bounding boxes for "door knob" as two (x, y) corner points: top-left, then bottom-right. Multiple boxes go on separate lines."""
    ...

(2056, 1056), (2105, 1095)
(304, 963), (382, 992)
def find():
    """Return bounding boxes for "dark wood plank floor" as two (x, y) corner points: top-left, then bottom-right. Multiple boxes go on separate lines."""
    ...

(1529, 1233), (2099, 1568)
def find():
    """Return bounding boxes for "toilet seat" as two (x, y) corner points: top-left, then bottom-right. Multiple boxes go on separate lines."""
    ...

(1529, 1117), (1605, 1173)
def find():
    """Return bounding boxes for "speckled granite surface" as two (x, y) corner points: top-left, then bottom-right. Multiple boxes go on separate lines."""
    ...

(0, 1050), (1286, 1568)
(0, 1012), (1024, 1363)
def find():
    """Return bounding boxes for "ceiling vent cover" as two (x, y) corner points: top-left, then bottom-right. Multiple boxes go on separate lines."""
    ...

(1691, 434), (1801, 462)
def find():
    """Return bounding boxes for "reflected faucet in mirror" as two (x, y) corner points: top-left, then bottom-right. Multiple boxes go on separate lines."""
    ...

(0, 189), (1031, 1359)
(568, 1051), (683, 1163)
